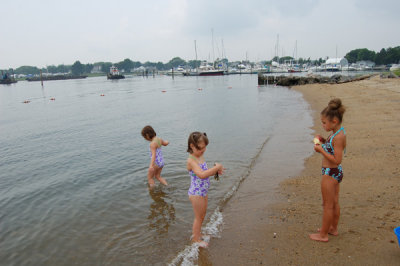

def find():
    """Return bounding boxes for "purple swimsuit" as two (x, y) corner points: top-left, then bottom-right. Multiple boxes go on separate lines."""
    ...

(149, 138), (165, 168)
(188, 161), (210, 197)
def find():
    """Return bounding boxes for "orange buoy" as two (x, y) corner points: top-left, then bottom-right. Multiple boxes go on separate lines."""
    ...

(161, 90), (166, 93)
(100, 94), (105, 96)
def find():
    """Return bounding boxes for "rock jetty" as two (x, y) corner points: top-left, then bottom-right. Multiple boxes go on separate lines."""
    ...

(258, 73), (376, 87)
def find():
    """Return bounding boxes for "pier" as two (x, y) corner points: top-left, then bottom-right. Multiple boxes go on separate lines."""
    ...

(258, 73), (376, 87)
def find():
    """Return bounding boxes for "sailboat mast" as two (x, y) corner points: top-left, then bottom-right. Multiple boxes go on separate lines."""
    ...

(211, 28), (215, 64)
(194, 40), (198, 61)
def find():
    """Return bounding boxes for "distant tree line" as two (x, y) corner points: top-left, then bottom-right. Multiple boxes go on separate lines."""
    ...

(3, 46), (399, 75)
(6, 57), (201, 75)
(345, 46), (400, 65)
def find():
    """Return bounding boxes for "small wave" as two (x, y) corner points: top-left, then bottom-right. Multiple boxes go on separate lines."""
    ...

(169, 136), (270, 265)
(168, 208), (223, 266)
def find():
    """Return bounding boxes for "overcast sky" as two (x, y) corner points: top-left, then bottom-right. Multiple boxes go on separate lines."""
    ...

(1, 0), (399, 69)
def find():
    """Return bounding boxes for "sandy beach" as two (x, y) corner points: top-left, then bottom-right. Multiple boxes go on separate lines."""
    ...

(205, 76), (400, 265)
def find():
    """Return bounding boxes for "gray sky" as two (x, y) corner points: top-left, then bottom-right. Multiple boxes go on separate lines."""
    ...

(1, 0), (399, 69)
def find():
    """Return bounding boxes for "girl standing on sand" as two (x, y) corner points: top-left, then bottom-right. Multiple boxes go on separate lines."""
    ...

(187, 132), (224, 248)
(141, 125), (169, 187)
(310, 98), (346, 242)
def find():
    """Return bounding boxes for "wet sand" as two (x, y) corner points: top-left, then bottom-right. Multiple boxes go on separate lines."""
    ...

(206, 76), (400, 265)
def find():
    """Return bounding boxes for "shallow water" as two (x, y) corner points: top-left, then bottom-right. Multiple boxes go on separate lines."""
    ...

(0, 74), (312, 265)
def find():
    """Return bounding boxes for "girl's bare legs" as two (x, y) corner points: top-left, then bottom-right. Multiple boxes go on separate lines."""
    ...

(154, 166), (168, 186)
(317, 179), (340, 236)
(310, 175), (338, 242)
(330, 182), (340, 235)
(147, 167), (156, 187)
(189, 195), (208, 247)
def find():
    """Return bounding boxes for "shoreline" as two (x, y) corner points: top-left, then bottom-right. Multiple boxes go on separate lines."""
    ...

(206, 76), (400, 265)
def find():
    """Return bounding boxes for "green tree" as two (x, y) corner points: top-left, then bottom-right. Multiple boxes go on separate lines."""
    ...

(188, 60), (201, 69)
(84, 63), (94, 74)
(168, 57), (186, 68)
(14, 66), (40, 75)
(345, 48), (375, 63)
(47, 65), (58, 73)
(385, 46), (400, 64)
(57, 64), (70, 73)
(100, 62), (113, 73)
(155, 62), (165, 70)
(116, 58), (134, 72)
(71, 61), (84, 75)
(375, 48), (387, 65)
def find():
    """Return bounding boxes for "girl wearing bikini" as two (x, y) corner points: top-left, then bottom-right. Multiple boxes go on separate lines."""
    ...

(187, 132), (224, 248)
(141, 125), (169, 187)
(310, 98), (346, 242)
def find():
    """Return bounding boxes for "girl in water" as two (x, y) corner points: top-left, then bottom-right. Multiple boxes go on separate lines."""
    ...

(141, 125), (169, 187)
(310, 98), (346, 242)
(187, 132), (224, 248)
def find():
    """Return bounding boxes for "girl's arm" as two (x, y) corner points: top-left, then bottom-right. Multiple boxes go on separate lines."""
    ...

(149, 142), (157, 168)
(161, 138), (169, 146)
(315, 135), (345, 165)
(187, 159), (222, 179)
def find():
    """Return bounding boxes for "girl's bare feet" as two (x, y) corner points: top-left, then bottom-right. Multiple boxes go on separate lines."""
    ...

(193, 240), (208, 248)
(309, 233), (329, 242)
(317, 227), (339, 236)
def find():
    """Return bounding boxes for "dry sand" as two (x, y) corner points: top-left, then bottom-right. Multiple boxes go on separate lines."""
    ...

(205, 76), (400, 265)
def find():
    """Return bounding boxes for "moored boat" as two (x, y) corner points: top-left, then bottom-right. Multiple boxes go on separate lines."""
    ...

(107, 66), (125, 79)
(197, 61), (224, 76)
(0, 72), (17, 84)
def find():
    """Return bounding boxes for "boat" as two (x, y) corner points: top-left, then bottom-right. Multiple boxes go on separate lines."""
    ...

(166, 66), (186, 76)
(390, 64), (400, 71)
(107, 66), (125, 79)
(197, 61), (224, 76)
(0, 72), (17, 84)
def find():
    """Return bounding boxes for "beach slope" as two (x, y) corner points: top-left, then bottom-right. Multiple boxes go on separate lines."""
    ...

(207, 76), (400, 265)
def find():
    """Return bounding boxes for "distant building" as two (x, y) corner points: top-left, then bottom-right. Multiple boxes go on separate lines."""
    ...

(91, 65), (102, 73)
(356, 60), (375, 68)
(323, 58), (348, 71)
(325, 58), (348, 67)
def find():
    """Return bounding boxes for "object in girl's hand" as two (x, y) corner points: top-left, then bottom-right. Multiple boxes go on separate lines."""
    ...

(313, 137), (321, 145)
(214, 163), (219, 181)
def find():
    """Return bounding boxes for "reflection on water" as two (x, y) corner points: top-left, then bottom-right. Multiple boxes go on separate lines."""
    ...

(147, 186), (176, 234)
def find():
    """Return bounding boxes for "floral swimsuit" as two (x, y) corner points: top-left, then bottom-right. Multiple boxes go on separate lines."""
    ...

(149, 138), (164, 168)
(188, 157), (210, 197)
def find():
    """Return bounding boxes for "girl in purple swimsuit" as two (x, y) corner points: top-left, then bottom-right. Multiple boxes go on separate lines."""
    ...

(141, 125), (169, 187)
(310, 98), (347, 242)
(187, 132), (224, 248)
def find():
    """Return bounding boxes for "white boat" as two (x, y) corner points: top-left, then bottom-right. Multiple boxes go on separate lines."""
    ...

(390, 64), (400, 71)
(166, 66), (186, 76)
(196, 61), (224, 76)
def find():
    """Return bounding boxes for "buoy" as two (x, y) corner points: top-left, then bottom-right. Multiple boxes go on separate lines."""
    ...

(23, 100), (30, 104)
(198, 88), (202, 90)
(50, 98), (55, 101)
(100, 94), (105, 96)
(161, 90), (166, 93)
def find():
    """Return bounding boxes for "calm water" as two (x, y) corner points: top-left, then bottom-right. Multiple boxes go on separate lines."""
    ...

(0, 74), (312, 265)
